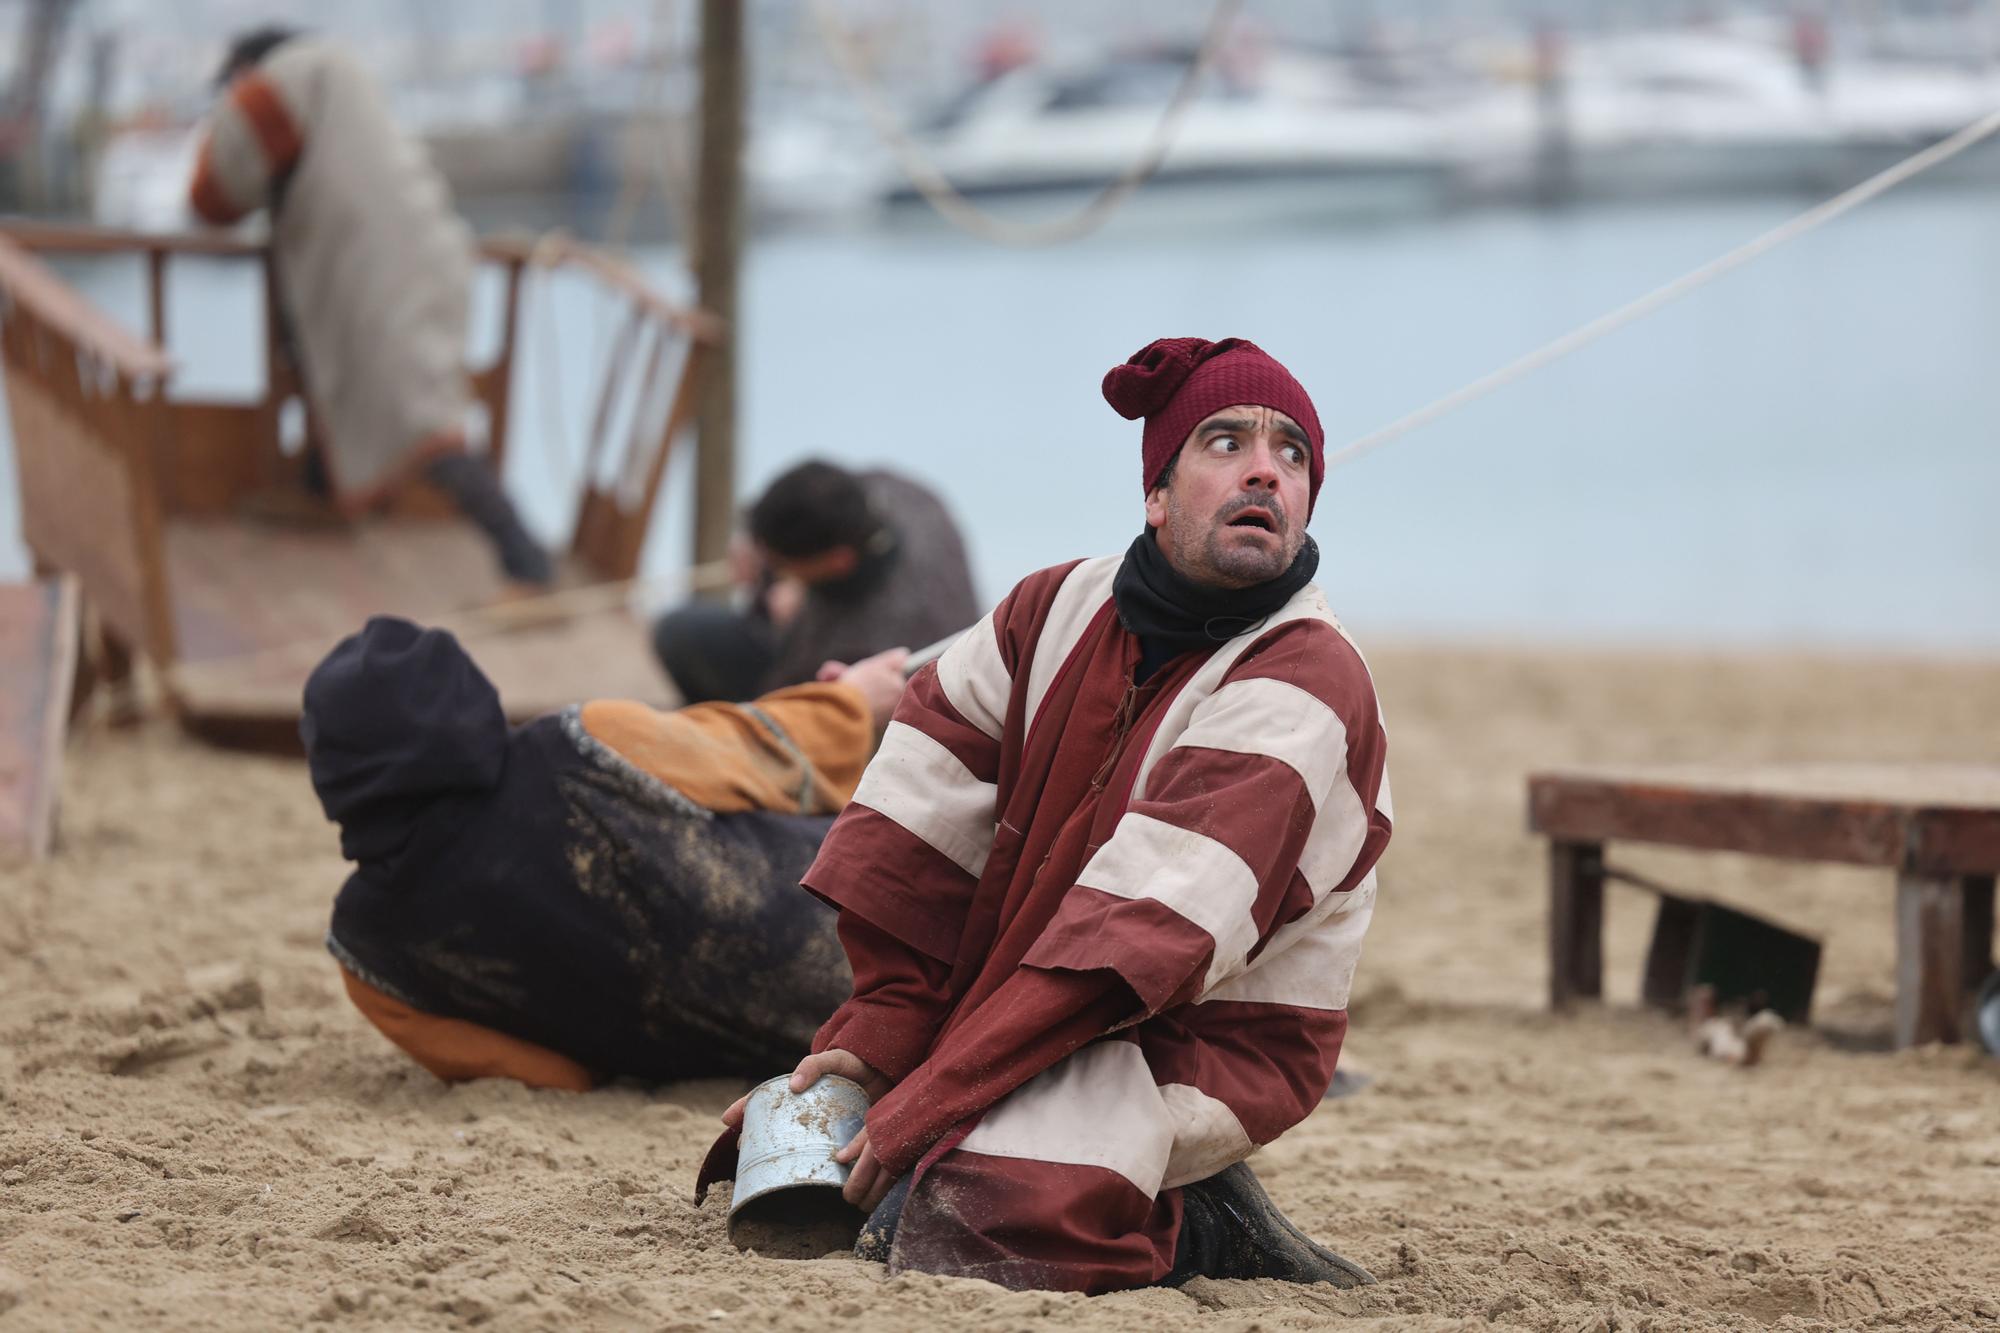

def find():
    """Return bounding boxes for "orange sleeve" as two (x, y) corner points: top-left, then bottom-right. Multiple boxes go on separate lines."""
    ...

(579, 681), (873, 815)
(339, 967), (593, 1092)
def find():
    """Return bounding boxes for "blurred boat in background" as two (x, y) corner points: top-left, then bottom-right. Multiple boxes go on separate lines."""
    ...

(66, 11), (2000, 240)
(868, 47), (1457, 225)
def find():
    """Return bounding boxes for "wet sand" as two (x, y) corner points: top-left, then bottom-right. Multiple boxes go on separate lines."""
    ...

(3, 643), (1998, 1331)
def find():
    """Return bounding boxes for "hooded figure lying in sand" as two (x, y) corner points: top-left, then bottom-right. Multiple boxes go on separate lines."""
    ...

(301, 616), (906, 1089)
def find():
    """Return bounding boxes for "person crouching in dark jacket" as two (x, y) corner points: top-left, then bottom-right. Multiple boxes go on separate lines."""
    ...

(652, 461), (977, 703)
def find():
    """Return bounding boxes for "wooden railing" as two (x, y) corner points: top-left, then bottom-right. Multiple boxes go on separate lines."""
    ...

(0, 232), (178, 665)
(0, 220), (714, 682)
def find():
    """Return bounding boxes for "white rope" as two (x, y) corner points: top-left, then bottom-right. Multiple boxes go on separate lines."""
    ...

(526, 229), (580, 480)
(1325, 105), (2000, 471)
(807, 0), (1245, 247)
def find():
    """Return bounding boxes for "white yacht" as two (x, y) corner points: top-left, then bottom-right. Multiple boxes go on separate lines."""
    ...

(868, 48), (1461, 226)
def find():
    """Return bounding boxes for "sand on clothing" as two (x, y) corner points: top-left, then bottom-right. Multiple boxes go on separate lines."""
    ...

(2, 644), (1998, 1331)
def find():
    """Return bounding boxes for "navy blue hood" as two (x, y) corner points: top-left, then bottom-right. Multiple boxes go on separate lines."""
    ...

(300, 616), (507, 864)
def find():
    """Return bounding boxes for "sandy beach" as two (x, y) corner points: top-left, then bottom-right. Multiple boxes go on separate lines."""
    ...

(3, 642), (1998, 1331)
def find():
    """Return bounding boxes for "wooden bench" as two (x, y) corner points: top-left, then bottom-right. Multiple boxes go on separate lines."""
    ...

(1528, 763), (2000, 1048)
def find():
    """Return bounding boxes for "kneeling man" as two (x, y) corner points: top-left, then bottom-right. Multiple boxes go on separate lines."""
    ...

(705, 338), (1392, 1292)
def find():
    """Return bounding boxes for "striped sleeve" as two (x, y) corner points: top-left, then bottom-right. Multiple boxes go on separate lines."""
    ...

(189, 72), (306, 225)
(1022, 617), (1391, 1015)
(801, 604), (1012, 961)
(800, 564), (1076, 1083)
(1146, 874), (1378, 1188)
(811, 913), (957, 1083)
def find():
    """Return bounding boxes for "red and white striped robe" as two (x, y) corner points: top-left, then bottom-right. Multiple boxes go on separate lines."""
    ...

(802, 552), (1392, 1293)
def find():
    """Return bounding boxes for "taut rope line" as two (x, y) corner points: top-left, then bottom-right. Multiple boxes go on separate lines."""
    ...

(1325, 105), (2000, 471)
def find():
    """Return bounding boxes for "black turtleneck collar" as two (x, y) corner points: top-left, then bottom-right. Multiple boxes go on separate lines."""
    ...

(1113, 529), (1319, 684)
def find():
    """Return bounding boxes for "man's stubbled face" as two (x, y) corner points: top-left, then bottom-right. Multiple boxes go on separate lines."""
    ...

(1147, 404), (1312, 589)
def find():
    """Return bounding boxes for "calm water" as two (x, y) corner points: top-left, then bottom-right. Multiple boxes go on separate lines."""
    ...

(6, 188), (1999, 651)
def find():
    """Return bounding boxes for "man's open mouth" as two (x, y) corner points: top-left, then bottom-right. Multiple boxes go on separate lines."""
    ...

(1226, 509), (1277, 534)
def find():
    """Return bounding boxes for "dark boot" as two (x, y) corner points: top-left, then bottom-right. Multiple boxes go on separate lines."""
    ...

(1163, 1162), (1373, 1288)
(853, 1174), (912, 1263)
(424, 454), (554, 586)
(649, 602), (775, 704)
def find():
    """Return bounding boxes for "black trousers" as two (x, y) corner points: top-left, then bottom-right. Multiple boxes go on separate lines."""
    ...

(650, 602), (776, 704)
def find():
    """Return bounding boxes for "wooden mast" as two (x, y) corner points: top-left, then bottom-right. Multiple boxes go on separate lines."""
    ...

(691, 0), (746, 576)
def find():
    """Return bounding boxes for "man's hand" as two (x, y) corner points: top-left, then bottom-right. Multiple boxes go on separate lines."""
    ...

(818, 648), (910, 732)
(835, 1125), (895, 1212)
(719, 1047), (890, 1130)
(786, 1046), (891, 1101)
(719, 1048), (899, 1212)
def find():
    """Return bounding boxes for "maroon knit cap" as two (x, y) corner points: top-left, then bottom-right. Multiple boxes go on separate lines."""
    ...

(1102, 337), (1325, 512)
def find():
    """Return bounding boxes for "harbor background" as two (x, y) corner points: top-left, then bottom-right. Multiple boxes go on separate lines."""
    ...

(7, 186), (2000, 651)
(2, 7), (2000, 1329)
(4, 0), (1999, 650)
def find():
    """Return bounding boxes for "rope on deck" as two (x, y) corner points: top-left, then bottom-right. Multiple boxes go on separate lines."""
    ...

(1324, 104), (2000, 472)
(806, 0), (1245, 247)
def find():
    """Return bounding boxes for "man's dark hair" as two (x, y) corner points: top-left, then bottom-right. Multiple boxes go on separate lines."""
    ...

(214, 26), (302, 89)
(748, 461), (878, 561)
(1150, 454), (1178, 494)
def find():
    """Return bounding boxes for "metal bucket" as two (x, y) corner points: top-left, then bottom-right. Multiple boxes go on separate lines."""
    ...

(1975, 969), (2000, 1057)
(727, 1073), (869, 1257)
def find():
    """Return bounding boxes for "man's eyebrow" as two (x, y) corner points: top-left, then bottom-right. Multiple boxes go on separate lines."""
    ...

(1198, 414), (1308, 447)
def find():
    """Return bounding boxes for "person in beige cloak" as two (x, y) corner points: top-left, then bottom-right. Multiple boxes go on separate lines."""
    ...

(189, 27), (553, 586)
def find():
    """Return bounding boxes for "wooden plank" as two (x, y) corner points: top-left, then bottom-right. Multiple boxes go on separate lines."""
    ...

(1549, 839), (1604, 1008)
(161, 519), (674, 753)
(1896, 871), (1971, 1047)
(0, 234), (173, 381)
(1528, 766), (2000, 874)
(1531, 762), (2000, 807)
(175, 609), (673, 755)
(0, 577), (79, 863)
(1531, 775), (1907, 867)
(7, 332), (156, 656)
(0, 220), (266, 258)
(1910, 814), (2000, 880)
(152, 401), (272, 515)
(1, 220), (568, 268)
